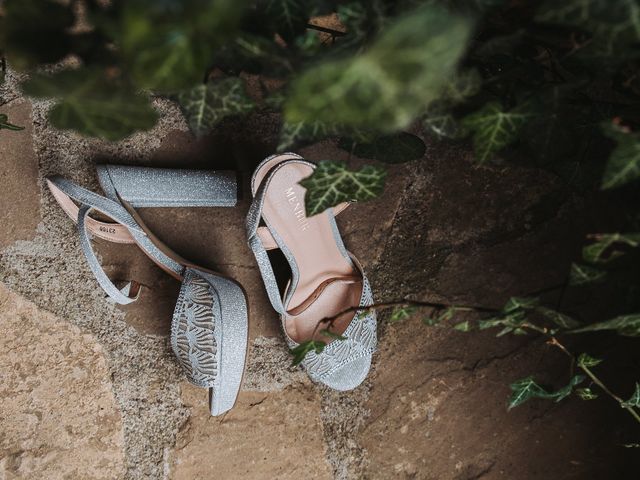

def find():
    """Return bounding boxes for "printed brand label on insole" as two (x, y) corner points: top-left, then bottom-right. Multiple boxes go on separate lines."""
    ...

(284, 186), (310, 231)
(99, 226), (117, 234)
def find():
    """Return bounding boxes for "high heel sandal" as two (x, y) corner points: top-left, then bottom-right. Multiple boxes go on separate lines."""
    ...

(47, 165), (249, 415)
(246, 153), (377, 391)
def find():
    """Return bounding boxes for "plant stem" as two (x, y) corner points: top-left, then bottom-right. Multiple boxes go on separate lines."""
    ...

(580, 364), (640, 424)
(543, 335), (640, 424)
(309, 298), (499, 342)
(312, 283), (567, 339)
(521, 321), (548, 335)
(308, 287), (640, 424)
(324, 298), (499, 323)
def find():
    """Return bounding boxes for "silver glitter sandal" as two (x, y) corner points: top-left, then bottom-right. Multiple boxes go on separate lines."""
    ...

(47, 166), (248, 416)
(246, 153), (377, 391)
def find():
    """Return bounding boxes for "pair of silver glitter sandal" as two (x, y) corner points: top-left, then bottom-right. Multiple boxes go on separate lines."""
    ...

(48, 153), (377, 416)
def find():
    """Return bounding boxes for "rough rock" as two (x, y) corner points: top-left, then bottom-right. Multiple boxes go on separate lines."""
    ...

(0, 283), (125, 479)
(358, 316), (638, 480)
(167, 384), (332, 480)
(0, 99), (39, 249)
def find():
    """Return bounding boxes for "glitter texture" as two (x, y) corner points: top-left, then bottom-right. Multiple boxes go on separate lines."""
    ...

(97, 165), (237, 207)
(247, 154), (378, 391)
(47, 169), (248, 416)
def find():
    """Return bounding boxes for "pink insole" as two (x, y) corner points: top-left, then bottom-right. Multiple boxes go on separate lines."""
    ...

(253, 157), (363, 342)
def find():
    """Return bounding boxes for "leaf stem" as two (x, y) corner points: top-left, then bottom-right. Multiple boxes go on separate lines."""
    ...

(312, 282), (568, 337)
(580, 364), (640, 424)
(325, 298), (499, 323)
(541, 335), (640, 424)
(308, 298), (499, 342)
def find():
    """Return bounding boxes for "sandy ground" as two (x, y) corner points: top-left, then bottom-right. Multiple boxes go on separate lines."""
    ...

(1, 68), (639, 479)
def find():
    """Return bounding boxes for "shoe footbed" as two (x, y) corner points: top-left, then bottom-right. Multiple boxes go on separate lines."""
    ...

(253, 157), (363, 343)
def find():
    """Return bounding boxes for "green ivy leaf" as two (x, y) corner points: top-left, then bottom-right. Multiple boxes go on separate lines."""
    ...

(508, 377), (547, 409)
(442, 69), (482, 103)
(479, 310), (527, 335)
(423, 316), (440, 326)
(212, 33), (293, 76)
(336, 1), (386, 49)
(116, 0), (245, 92)
(278, 120), (373, 150)
(299, 161), (386, 216)
(601, 123), (640, 190)
(22, 68), (158, 141)
(571, 313), (640, 337)
(290, 340), (326, 366)
(622, 383), (640, 408)
(423, 107), (464, 140)
(498, 326), (517, 336)
(462, 102), (534, 163)
(582, 233), (640, 264)
(320, 329), (347, 341)
(438, 306), (461, 323)
(0, 114), (25, 131)
(390, 305), (418, 322)
(338, 132), (426, 164)
(423, 306), (462, 326)
(518, 86), (587, 169)
(177, 78), (254, 137)
(2, 0), (75, 70)
(503, 297), (539, 313)
(279, 120), (338, 150)
(569, 263), (607, 286)
(454, 320), (472, 332)
(536, 306), (581, 329)
(537, 0), (640, 60)
(577, 353), (603, 368)
(478, 317), (508, 330)
(264, 0), (310, 41)
(508, 375), (585, 409)
(285, 6), (472, 131)
(576, 387), (598, 400)
(421, 71), (480, 140)
(293, 30), (324, 56)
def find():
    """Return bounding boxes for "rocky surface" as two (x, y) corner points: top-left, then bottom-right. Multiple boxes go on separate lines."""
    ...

(0, 283), (125, 479)
(0, 99), (39, 250)
(169, 384), (332, 479)
(1, 67), (638, 480)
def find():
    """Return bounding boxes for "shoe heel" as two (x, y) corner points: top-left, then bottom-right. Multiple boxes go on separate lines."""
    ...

(172, 267), (248, 416)
(97, 165), (237, 207)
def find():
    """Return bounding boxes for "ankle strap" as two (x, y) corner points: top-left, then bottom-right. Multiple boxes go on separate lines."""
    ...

(247, 170), (288, 315)
(47, 176), (184, 304)
(254, 201), (349, 250)
(247, 158), (352, 314)
(78, 205), (141, 304)
(48, 176), (150, 304)
(48, 178), (137, 244)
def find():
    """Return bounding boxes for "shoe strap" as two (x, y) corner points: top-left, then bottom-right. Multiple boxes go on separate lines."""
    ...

(78, 205), (141, 304)
(247, 158), (351, 314)
(255, 201), (349, 250)
(246, 161), (300, 314)
(47, 176), (184, 304)
(48, 178), (137, 244)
